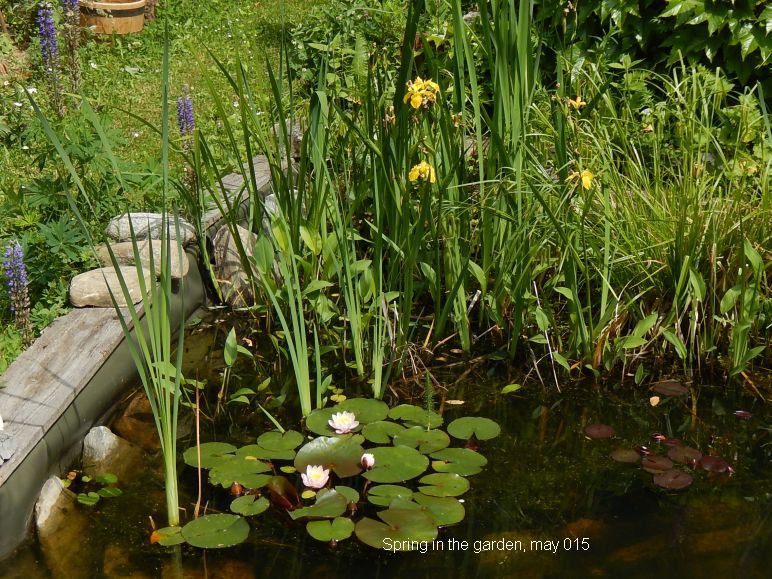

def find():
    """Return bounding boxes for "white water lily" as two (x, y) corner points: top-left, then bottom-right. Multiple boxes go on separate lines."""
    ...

(328, 411), (359, 434)
(301, 465), (330, 489)
(361, 453), (375, 469)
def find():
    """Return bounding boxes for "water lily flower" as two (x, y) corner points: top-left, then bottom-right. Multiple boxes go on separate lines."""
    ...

(301, 465), (330, 489)
(328, 411), (359, 434)
(361, 453), (375, 469)
(408, 161), (436, 184)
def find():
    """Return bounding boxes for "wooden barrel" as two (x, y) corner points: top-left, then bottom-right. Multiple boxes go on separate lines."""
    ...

(80, 0), (147, 35)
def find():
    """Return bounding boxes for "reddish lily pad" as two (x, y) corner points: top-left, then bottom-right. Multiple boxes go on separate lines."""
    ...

(610, 448), (641, 464)
(733, 410), (752, 420)
(584, 424), (615, 439)
(653, 469), (693, 490)
(699, 456), (730, 473)
(667, 446), (702, 465)
(642, 455), (674, 473)
(651, 380), (688, 396)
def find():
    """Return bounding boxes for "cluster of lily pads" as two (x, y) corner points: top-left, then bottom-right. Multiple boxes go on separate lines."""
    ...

(585, 381), (736, 491)
(154, 399), (500, 549)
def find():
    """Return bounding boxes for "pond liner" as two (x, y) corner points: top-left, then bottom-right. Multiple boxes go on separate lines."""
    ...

(0, 246), (205, 559)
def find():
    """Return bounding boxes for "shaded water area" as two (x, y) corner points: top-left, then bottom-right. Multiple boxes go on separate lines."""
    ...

(1, 327), (769, 578)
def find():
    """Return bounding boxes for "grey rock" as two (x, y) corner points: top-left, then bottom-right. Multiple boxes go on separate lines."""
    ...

(0, 432), (14, 465)
(95, 240), (189, 279)
(69, 266), (153, 308)
(82, 426), (144, 481)
(105, 212), (196, 245)
(213, 225), (258, 308)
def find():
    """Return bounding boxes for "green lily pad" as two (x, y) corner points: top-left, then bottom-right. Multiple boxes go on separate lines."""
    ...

(393, 427), (451, 454)
(294, 435), (366, 478)
(209, 456), (272, 489)
(418, 473), (470, 497)
(336, 399), (389, 423)
(362, 421), (406, 444)
(257, 430), (304, 451)
(305, 407), (341, 436)
(367, 485), (414, 507)
(180, 514), (250, 549)
(388, 404), (443, 428)
(355, 508), (438, 549)
(306, 517), (355, 542)
(363, 446), (429, 483)
(236, 444), (295, 461)
(430, 448), (488, 476)
(289, 489), (348, 520)
(154, 526), (185, 547)
(334, 485), (360, 505)
(230, 495), (270, 516)
(446, 417), (500, 441)
(388, 496), (465, 526)
(183, 442), (237, 469)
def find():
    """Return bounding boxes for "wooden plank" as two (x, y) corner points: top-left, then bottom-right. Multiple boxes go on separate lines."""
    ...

(0, 307), (138, 485)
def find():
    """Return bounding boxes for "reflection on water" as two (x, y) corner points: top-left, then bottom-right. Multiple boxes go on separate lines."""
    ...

(1, 372), (769, 578)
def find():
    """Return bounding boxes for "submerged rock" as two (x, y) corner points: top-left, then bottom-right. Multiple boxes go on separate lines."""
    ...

(113, 392), (192, 451)
(106, 213), (196, 246)
(95, 240), (189, 279)
(213, 225), (258, 308)
(35, 477), (94, 579)
(82, 426), (144, 481)
(103, 544), (150, 579)
(69, 266), (153, 308)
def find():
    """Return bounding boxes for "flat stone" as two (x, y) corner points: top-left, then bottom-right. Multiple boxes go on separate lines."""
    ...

(105, 212), (196, 245)
(69, 266), (153, 308)
(213, 225), (258, 308)
(95, 240), (189, 279)
(0, 432), (15, 465)
(82, 426), (144, 481)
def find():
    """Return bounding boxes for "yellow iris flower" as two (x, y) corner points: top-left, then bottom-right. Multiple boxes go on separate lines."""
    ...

(568, 169), (594, 190)
(569, 95), (587, 109)
(403, 77), (440, 109)
(409, 161), (436, 183)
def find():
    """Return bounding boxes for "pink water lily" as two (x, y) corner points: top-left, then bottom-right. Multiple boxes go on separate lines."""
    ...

(301, 465), (330, 489)
(361, 453), (375, 469)
(328, 411), (359, 434)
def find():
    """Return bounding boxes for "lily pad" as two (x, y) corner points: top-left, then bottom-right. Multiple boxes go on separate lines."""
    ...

(641, 455), (674, 474)
(306, 517), (355, 542)
(653, 469), (693, 490)
(230, 495), (270, 516)
(209, 456), (272, 489)
(699, 456), (730, 473)
(367, 485), (414, 507)
(289, 489), (348, 520)
(667, 446), (702, 465)
(388, 405), (444, 429)
(393, 427), (451, 454)
(294, 435), (366, 478)
(584, 424), (615, 439)
(362, 421), (407, 444)
(395, 495), (466, 526)
(257, 430), (304, 451)
(355, 508), (438, 549)
(430, 448), (488, 476)
(334, 485), (360, 505)
(336, 399), (389, 423)
(236, 444), (295, 461)
(651, 380), (688, 397)
(183, 442), (236, 469)
(305, 407), (345, 436)
(153, 526), (185, 547)
(180, 514), (250, 549)
(418, 473), (470, 497)
(362, 446), (429, 484)
(610, 448), (641, 464)
(447, 417), (501, 441)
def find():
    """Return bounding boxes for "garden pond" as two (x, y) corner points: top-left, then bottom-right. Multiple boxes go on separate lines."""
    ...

(0, 325), (769, 579)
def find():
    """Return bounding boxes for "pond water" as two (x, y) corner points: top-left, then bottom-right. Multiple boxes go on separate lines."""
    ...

(1, 331), (769, 578)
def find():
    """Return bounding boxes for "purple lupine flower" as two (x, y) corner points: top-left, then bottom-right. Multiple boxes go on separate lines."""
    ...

(176, 87), (195, 139)
(3, 240), (32, 346)
(37, 4), (59, 70)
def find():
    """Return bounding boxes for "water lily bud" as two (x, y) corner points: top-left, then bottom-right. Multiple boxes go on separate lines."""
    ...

(361, 453), (375, 469)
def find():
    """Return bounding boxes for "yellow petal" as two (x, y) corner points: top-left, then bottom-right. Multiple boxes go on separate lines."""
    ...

(410, 93), (423, 109)
(409, 166), (420, 182)
(580, 170), (593, 190)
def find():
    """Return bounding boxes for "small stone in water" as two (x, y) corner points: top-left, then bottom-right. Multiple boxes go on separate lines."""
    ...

(585, 424), (615, 439)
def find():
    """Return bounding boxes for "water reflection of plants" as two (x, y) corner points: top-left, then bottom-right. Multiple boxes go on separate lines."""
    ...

(155, 400), (500, 549)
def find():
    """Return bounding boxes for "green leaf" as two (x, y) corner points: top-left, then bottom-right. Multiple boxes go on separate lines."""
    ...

(289, 489), (348, 520)
(294, 435), (365, 478)
(393, 427), (451, 454)
(257, 430), (304, 452)
(155, 526), (185, 547)
(534, 307), (550, 332)
(661, 329), (687, 360)
(363, 446), (429, 483)
(446, 417), (501, 441)
(97, 487), (123, 498)
(720, 286), (741, 314)
(183, 442), (237, 469)
(77, 492), (100, 506)
(230, 495), (270, 516)
(180, 514), (249, 549)
(430, 448), (488, 476)
(631, 313), (658, 338)
(306, 517), (355, 542)
(334, 485), (360, 505)
(367, 485), (414, 507)
(388, 404), (443, 428)
(355, 508), (438, 549)
(224, 328), (238, 367)
(501, 384), (522, 394)
(418, 473), (470, 497)
(391, 495), (466, 526)
(362, 420), (406, 443)
(208, 456), (272, 489)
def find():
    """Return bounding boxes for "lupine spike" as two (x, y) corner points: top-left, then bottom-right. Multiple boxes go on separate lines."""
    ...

(3, 240), (33, 346)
